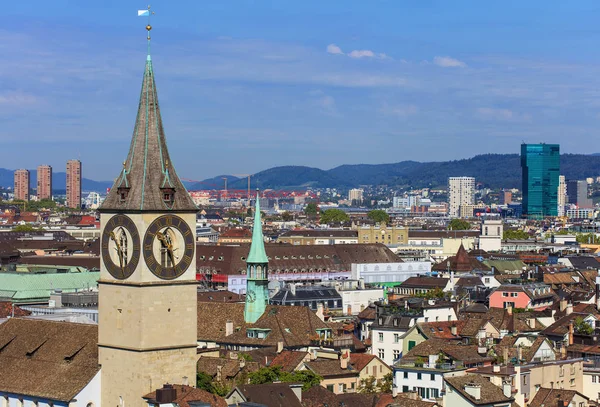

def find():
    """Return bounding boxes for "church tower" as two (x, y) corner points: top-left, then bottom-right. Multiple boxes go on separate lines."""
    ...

(244, 191), (269, 323)
(98, 23), (198, 407)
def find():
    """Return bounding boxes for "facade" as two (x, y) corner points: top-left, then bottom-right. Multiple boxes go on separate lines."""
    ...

(97, 36), (199, 407)
(339, 287), (384, 315)
(277, 229), (358, 245)
(558, 175), (566, 217)
(66, 159), (82, 209)
(444, 374), (513, 407)
(244, 193), (270, 324)
(478, 219), (503, 252)
(567, 179), (592, 209)
(358, 224), (408, 245)
(37, 164), (53, 200)
(13, 169), (30, 201)
(348, 188), (364, 205)
(448, 177), (475, 218)
(488, 284), (555, 310)
(521, 143), (560, 218)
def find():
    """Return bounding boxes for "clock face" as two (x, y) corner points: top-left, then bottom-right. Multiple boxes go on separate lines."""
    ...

(247, 290), (256, 303)
(143, 214), (195, 280)
(101, 214), (141, 279)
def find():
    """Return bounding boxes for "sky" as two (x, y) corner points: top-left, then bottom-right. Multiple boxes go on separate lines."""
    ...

(3, 1), (600, 181)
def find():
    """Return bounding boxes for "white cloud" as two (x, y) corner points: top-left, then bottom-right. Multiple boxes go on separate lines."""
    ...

(381, 103), (418, 117)
(433, 56), (467, 68)
(477, 107), (531, 122)
(0, 91), (38, 106)
(327, 43), (344, 55)
(348, 49), (375, 59)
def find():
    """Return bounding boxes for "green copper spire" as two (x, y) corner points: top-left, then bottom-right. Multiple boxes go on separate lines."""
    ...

(246, 190), (269, 264)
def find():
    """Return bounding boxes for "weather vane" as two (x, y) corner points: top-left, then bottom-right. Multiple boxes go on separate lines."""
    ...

(138, 5), (155, 40)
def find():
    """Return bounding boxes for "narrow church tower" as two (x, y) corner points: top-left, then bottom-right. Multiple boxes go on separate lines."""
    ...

(97, 22), (198, 407)
(244, 191), (269, 323)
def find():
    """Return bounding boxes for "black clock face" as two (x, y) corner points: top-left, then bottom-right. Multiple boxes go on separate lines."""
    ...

(143, 214), (195, 280)
(101, 214), (141, 279)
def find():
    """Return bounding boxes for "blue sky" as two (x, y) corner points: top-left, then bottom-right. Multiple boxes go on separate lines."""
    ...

(3, 1), (600, 181)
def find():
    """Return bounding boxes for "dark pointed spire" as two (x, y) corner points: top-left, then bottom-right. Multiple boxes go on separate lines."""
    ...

(100, 39), (197, 213)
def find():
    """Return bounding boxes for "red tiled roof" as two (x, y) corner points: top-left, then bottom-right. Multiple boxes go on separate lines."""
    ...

(0, 302), (31, 318)
(144, 384), (227, 407)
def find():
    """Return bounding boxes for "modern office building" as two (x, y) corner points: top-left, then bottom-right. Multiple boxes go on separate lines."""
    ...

(557, 175), (566, 217)
(348, 188), (364, 205)
(448, 177), (475, 218)
(66, 159), (82, 209)
(37, 165), (53, 200)
(13, 169), (30, 201)
(520, 143), (559, 218)
(567, 180), (592, 209)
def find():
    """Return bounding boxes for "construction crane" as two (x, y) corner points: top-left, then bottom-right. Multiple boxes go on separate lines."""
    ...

(222, 177), (228, 201)
(232, 174), (252, 206)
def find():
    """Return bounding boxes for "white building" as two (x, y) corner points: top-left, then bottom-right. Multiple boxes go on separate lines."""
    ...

(558, 175), (566, 217)
(348, 188), (364, 204)
(478, 219), (503, 252)
(448, 177), (475, 218)
(350, 262), (431, 285)
(339, 287), (384, 315)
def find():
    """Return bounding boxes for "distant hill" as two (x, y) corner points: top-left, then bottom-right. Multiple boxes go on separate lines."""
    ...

(189, 175), (239, 190)
(0, 168), (112, 192)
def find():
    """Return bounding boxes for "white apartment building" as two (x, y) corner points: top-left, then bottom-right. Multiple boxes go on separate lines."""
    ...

(448, 177), (475, 218)
(348, 188), (364, 204)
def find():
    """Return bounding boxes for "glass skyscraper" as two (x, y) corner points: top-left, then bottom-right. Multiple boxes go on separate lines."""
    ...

(520, 143), (560, 218)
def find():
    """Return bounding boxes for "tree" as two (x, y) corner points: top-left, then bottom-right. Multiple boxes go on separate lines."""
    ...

(574, 316), (594, 335)
(448, 219), (471, 230)
(367, 210), (390, 224)
(281, 211), (294, 222)
(13, 224), (40, 232)
(378, 373), (393, 393)
(503, 229), (530, 240)
(304, 203), (318, 217)
(26, 199), (56, 212)
(196, 372), (230, 396)
(358, 376), (377, 394)
(320, 209), (350, 225)
(248, 366), (322, 391)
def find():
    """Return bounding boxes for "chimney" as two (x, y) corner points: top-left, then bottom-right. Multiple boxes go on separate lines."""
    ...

(596, 271), (600, 311)
(155, 384), (177, 404)
(502, 381), (512, 398)
(239, 358), (246, 368)
(277, 341), (284, 354)
(340, 350), (349, 369)
(392, 386), (398, 398)
(568, 322), (574, 346)
(527, 318), (536, 329)
(478, 327), (486, 341)
(463, 383), (481, 401)
(316, 303), (325, 322)
(503, 347), (509, 365)
(517, 346), (522, 363)
(566, 303), (573, 316)
(557, 400), (565, 407)
(493, 365), (501, 373)
(451, 325), (458, 336)
(347, 305), (352, 316)
(506, 305), (513, 316)
(225, 320), (233, 337)
(290, 283), (296, 296)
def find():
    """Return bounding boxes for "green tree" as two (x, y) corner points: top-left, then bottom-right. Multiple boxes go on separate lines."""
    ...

(304, 203), (318, 217)
(281, 211), (294, 222)
(248, 366), (322, 391)
(448, 219), (471, 230)
(367, 210), (390, 224)
(358, 376), (377, 394)
(320, 209), (350, 225)
(13, 224), (41, 232)
(503, 229), (530, 240)
(196, 371), (214, 392)
(378, 373), (393, 393)
(26, 199), (56, 212)
(574, 316), (594, 335)
(576, 233), (600, 244)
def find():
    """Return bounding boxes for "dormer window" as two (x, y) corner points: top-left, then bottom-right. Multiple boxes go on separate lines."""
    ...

(117, 187), (130, 203)
(161, 187), (175, 205)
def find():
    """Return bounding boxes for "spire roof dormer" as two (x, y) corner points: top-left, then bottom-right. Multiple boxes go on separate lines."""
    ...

(100, 31), (197, 213)
(247, 190), (268, 264)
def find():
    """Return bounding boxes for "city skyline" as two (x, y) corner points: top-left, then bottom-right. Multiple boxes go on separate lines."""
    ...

(4, 2), (600, 180)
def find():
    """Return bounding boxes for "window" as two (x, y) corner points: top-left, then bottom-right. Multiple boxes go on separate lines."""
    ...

(402, 386), (409, 392)
(378, 333), (384, 342)
(327, 384), (334, 392)
(394, 334), (399, 343)
(431, 388), (439, 398)
(408, 340), (416, 351)
(503, 292), (508, 297)
(592, 376), (597, 383)
(431, 374), (435, 381)
(378, 349), (385, 359)
(394, 350), (400, 360)
(404, 371), (409, 379)
(570, 379), (575, 387)
(417, 373), (422, 380)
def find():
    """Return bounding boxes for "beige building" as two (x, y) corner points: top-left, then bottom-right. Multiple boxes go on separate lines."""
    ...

(392, 230), (479, 262)
(66, 159), (82, 209)
(13, 169), (30, 201)
(348, 188), (364, 205)
(37, 164), (52, 200)
(277, 229), (358, 245)
(448, 177), (475, 218)
(358, 224), (408, 245)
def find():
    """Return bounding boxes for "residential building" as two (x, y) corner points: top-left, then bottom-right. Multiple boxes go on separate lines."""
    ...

(144, 384), (227, 407)
(217, 227), (252, 244)
(567, 179), (593, 209)
(349, 353), (392, 385)
(350, 261), (431, 286)
(478, 219), (503, 252)
(226, 383), (303, 406)
(270, 285), (343, 313)
(395, 230), (480, 263)
(448, 177), (475, 218)
(13, 169), (30, 201)
(521, 143), (560, 218)
(558, 175), (566, 216)
(528, 388), (588, 407)
(66, 159), (82, 208)
(338, 286), (384, 315)
(303, 355), (360, 394)
(488, 284), (555, 310)
(277, 229), (358, 245)
(500, 190), (512, 205)
(36, 164), (52, 200)
(443, 374), (514, 407)
(348, 188), (364, 205)
(357, 224), (408, 245)
(0, 318), (100, 407)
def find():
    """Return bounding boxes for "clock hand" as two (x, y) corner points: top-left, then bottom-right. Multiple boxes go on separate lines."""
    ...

(110, 232), (125, 270)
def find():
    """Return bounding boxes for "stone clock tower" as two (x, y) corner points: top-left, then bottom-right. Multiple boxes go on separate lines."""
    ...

(97, 26), (198, 407)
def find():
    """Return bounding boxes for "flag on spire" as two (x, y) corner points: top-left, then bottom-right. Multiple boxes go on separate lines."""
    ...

(138, 10), (150, 16)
